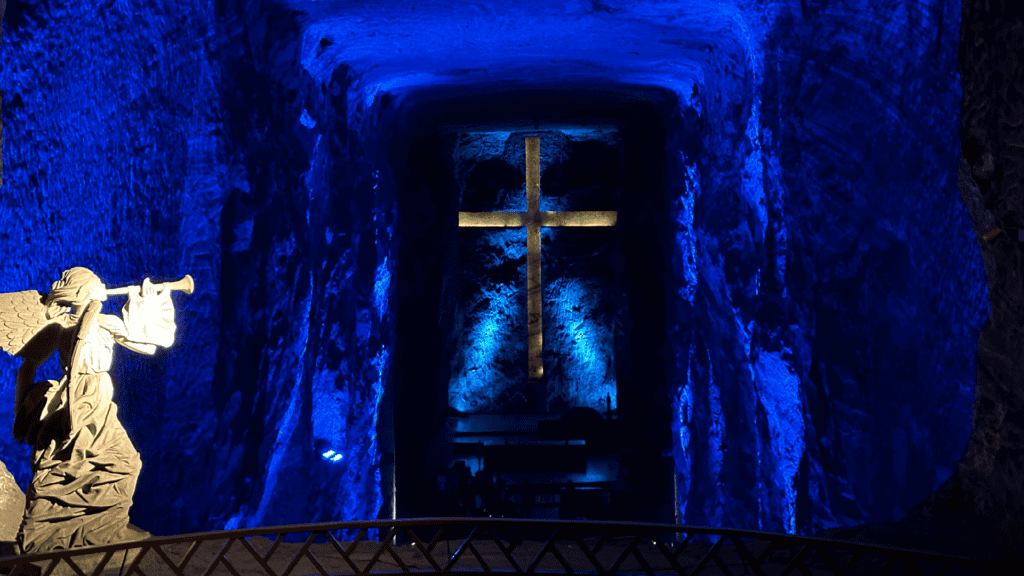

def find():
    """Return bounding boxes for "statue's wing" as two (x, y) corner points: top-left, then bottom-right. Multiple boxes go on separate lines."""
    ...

(0, 290), (56, 357)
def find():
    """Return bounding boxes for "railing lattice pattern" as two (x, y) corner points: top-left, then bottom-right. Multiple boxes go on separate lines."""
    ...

(0, 518), (1000, 576)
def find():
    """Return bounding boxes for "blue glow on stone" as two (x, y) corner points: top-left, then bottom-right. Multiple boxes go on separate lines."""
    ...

(300, 109), (316, 129)
(736, 316), (768, 531)
(742, 50), (766, 242)
(355, 309), (371, 343)
(313, 366), (346, 459)
(737, 317), (757, 384)
(546, 277), (616, 410)
(755, 349), (804, 535)
(223, 515), (242, 531)
(374, 256), (391, 320)
(675, 162), (699, 303)
(675, 341), (696, 521)
(371, 347), (389, 421)
(253, 374), (304, 526)
(763, 134), (788, 293)
(241, 282), (313, 528)
(370, 178), (394, 541)
(449, 283), (519, 412)
(707, 346), (725, 527)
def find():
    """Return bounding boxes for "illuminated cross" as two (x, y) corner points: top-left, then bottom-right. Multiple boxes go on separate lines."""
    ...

(459, 136), (618, 382)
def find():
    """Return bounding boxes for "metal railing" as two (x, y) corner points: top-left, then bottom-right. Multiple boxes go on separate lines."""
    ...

(0, 518), (1004, 576)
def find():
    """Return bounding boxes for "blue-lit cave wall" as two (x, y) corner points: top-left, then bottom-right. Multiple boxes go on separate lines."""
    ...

(0, 0), (5, 185)
(0, 0), (397, 535)
(666, 0), (983, 535)
(210, 3), (398, 533)
(0, 0), (987, 540)
(0, 0), (225, 534)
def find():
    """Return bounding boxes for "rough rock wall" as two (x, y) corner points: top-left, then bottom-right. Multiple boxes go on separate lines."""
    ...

(0, 0), (1007, 546)
(1, 0), (6, 185)
(0, 0), (223, 535)
(0, 0), (396, 535)
(0, 0), (395, 536)
(211, 1), (395, 533)
(913, 0), (1024, 554)
(670, 0), (983, 536)
(767, 0), (979, 532)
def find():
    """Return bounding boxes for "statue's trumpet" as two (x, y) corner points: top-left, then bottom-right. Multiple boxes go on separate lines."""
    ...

(106, 275), (195, 296)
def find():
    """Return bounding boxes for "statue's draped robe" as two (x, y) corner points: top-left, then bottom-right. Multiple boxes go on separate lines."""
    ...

(16, 302), (143, 553)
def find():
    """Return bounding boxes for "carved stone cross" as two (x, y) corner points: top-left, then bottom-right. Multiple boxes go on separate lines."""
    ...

(459, 136), (617, 382)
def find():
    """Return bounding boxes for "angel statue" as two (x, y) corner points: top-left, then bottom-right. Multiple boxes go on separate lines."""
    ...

(0, 267), (192, 554)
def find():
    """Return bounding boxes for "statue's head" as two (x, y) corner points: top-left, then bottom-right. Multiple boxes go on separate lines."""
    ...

(47, 267), (107, 307)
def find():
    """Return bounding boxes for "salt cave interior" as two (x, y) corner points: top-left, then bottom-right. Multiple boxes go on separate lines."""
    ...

(1, 0), (1022, 560)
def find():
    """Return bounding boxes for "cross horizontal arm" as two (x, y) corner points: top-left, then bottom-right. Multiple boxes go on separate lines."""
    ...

(459, 212), (527, 227)
(537, 211), (617, 227)
(458, 211), (617, 228)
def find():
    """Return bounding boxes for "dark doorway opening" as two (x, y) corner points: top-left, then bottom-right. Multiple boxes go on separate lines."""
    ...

(385, 84), (678, 526)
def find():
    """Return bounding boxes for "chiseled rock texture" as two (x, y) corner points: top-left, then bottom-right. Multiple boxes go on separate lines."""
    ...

(1, 0), (6, 185)
(0, 0), (225, 536)
(0, 0), (1017, 560)
(905, 0), (1024, 558)
(0, 0), (393, 536)
(0, 460), (22, 542)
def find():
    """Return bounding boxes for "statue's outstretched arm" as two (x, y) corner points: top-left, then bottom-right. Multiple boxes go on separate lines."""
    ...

(98, 277), (177, 355)
(97, 314), (158, 355)
(114, 338), (158, 356)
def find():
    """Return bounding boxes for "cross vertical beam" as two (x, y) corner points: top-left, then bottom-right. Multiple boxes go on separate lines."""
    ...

(525, 137), (543, 381)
